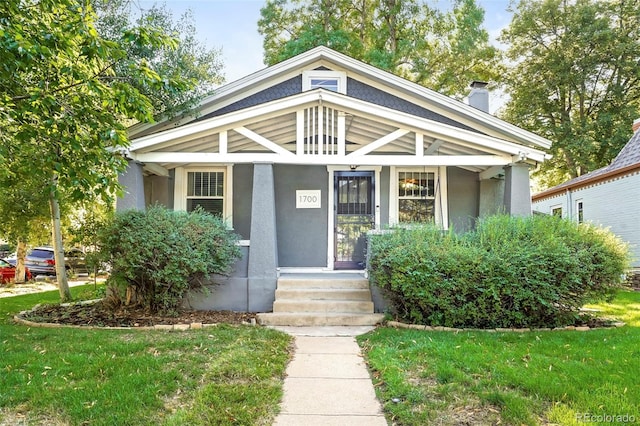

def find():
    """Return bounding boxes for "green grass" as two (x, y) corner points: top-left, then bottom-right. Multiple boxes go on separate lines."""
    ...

(358, 289), (640, 426)
(0, 286), (292, 425)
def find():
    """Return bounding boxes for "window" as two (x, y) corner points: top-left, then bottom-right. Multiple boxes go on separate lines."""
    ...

(576, 200), (584, 223)
(398, 171), (435, 223)
(302, 70), (346, 94)
(186, 171), (224, 216)
(551, 206), (563, 217)
(310, 78), (339, 92)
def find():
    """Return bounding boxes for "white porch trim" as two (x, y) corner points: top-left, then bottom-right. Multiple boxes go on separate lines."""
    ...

(347, 128), (411, 156)
(130, 90), (548, 163)
(233, 126), (294, 156)
(132, 152), (513, 167)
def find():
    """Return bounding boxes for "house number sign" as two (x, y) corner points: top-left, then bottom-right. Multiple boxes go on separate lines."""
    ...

(296, 190), (321, 209)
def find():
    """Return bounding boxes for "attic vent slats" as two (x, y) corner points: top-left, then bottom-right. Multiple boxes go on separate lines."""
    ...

(302, 106), (339, 155)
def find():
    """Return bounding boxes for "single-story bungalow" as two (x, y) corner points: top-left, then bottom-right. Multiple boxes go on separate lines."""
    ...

(533, 119), (640, 284)
(118, 47), (551, 322)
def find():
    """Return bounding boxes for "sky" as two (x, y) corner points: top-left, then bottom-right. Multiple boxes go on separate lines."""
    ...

(140, 0), (516, 86)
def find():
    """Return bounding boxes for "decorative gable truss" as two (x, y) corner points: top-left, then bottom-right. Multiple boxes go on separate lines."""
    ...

(128, 89), (547, 173)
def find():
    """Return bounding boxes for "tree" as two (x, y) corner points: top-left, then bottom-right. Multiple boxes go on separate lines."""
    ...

(0, 174), (51, 283)
(500, 0), (640, 188)
(92, 0), (224, 117)
(258, 0), (502, 98)
(0, 0), (193, 301)
(0, 0), (225, 287)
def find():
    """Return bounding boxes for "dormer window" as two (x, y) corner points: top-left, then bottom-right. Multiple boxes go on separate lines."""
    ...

(303, 70), (346, 94)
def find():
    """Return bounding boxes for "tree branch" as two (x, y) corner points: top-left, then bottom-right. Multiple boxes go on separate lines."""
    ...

(11, 60), (119, 102)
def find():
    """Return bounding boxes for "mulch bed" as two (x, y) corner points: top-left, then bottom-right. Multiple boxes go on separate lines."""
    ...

(20, 301), (256, 328)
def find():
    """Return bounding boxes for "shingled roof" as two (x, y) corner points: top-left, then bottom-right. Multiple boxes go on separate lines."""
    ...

(533, 120), (640, 201)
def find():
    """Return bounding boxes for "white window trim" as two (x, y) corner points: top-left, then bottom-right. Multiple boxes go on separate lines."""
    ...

(173, 165), (234, 227)
(550, 204), (563, 218)
(302, 70), (347, 94)
(389, 166), (448, 229)
(575, 199), (584, 223)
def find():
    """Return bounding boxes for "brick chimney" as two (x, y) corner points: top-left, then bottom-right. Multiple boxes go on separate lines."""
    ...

(468, 81), (489, 113)
(633, 118), (640, 133)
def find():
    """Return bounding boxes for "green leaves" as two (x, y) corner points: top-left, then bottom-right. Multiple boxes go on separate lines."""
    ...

(501, 0), (640, 187)
(94, 1), (223, 118)
(98, 206), (241, 314)
(258, 0), (501, 98)
(0, 0), (216, 269)
(368, 215), (629, 328)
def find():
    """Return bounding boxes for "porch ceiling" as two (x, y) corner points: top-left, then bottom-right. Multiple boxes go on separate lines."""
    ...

(130, 90), (547, 175)
(137, 110), (496, 167)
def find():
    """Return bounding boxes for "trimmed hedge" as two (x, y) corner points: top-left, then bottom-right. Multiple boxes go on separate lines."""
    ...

(368, 215), (630, 328)
(98, 206), (241, 313)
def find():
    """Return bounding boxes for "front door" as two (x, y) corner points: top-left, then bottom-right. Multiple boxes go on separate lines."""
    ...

(334, 171), (375, 269)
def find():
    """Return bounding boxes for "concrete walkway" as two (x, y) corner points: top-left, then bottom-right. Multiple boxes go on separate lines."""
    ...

(271, 326), (388, 426)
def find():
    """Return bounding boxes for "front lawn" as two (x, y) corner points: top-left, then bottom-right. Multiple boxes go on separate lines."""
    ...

(0, 285), (292, 425)
(359, 289), (640, 425)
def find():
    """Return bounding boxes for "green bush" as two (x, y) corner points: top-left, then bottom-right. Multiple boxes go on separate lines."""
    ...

(98, 206), (241, 313)
(368, 215), (630, 328)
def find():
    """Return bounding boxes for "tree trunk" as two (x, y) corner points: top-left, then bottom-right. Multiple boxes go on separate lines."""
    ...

(14, 239), (27, 283)
(49, 189), (71, 302)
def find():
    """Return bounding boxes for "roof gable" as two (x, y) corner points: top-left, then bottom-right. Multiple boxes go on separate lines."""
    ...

(129, 46), (551, 152)
(533, 130), (640, 200)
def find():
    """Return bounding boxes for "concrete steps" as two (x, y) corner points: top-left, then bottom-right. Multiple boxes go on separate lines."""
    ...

(257, 274), (384, 327)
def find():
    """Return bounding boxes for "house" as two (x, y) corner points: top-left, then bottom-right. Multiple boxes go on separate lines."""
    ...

(532, 119), (640, 283)
(118, 47), (551, 319)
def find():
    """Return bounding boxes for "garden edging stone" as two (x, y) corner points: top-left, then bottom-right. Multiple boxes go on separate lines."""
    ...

(386, 320), (625, 332)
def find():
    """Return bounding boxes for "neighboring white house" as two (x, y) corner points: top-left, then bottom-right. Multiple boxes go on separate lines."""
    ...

(119, 47), (552, 313)
(532, 119), (640, 276)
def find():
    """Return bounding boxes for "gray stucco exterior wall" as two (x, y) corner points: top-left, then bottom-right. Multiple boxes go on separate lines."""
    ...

(378, 167), (390, 227)
(447, 167), (480, 232)
(184, 246), (250, 311)
(143, 175), (170, 208)
(274, 165), (329, 267)
(232, 164), (254, 239)
(479, 177), (505, 217)
(117, 160), (146, 211)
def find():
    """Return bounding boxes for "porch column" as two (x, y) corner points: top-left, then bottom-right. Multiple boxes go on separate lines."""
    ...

(503, 163), (532, 216)
(247, 162), (278, 312)
(116, 160), (146, 211)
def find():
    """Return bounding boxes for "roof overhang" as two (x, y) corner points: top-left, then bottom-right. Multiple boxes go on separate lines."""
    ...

(130, 89), (548, 167)
(533, 164), (640, 201)
(129, 47), (552, 153)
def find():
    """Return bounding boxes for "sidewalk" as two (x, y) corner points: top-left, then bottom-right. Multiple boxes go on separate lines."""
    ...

(0, 276), (104, 298)
(271, 326), (388, 426)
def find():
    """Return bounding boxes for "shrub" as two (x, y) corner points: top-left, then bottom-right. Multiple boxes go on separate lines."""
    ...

(98, 206), (241, 313)
(368, 215), (630, 328)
